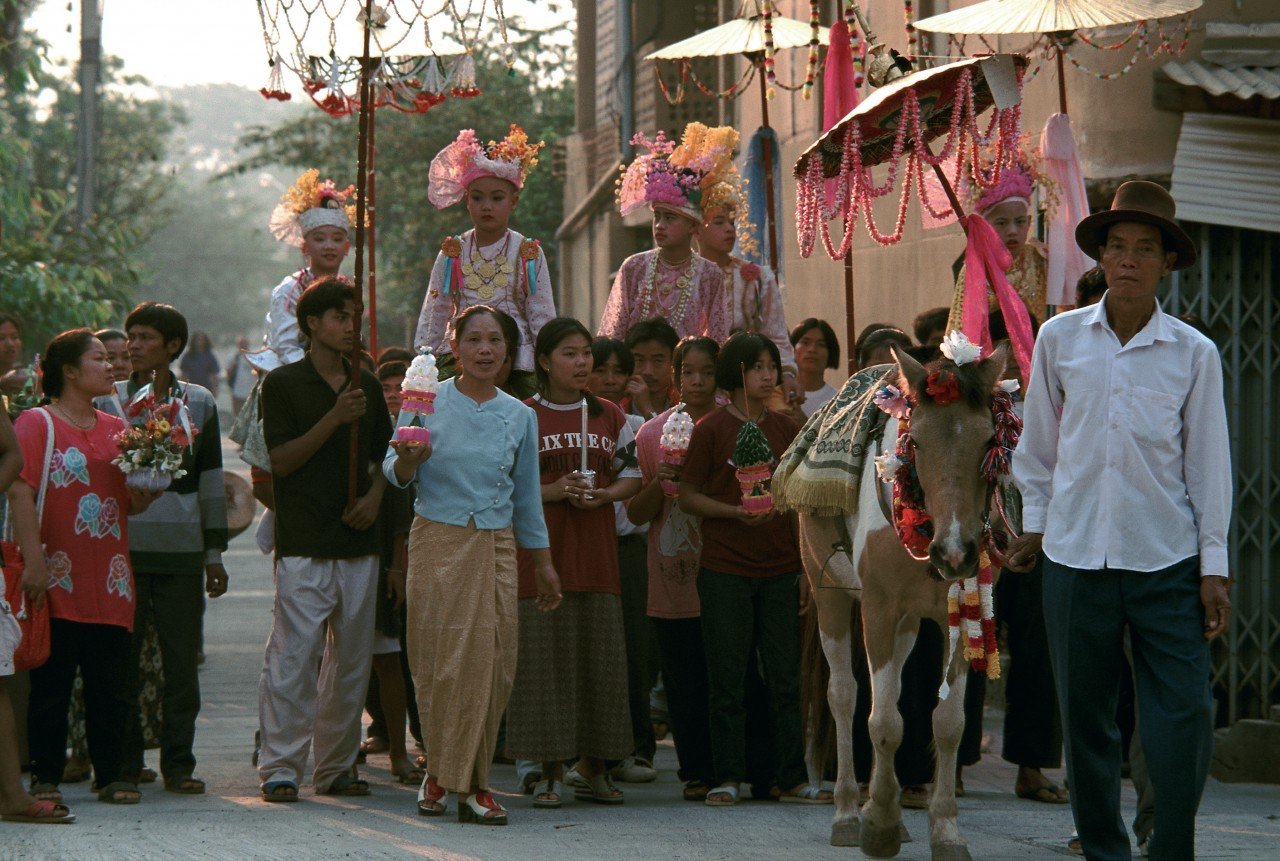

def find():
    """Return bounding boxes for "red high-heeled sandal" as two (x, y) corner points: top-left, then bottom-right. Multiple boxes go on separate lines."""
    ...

(416, 775), (447, 816)
(458, 790), (507, 826)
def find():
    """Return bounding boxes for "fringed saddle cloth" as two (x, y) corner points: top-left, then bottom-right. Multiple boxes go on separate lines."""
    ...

(774, 365), (894, 517)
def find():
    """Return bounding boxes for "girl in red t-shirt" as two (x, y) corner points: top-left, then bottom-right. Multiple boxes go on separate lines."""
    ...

(508, 318), (642, 809)
(678, 332), (831, 807)
(9, 330), (160, 806)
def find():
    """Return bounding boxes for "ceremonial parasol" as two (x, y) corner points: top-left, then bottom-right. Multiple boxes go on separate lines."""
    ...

(913, 0), (1203, 305)
(257, 0), (514, 503)
(794, 53), (1037, 384)
(645, 2), (830, 274)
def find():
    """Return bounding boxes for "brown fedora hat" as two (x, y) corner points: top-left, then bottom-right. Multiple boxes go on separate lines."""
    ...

(1074, 180), (1196, 270)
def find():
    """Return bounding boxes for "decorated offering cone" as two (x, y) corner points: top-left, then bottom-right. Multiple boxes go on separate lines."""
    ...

(401, 350), (440, 415)
(733, 420), (774, 514)
(659, 404), (694, 497)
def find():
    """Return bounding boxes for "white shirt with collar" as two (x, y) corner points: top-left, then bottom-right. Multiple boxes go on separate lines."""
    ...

(1012, 296), (1231, 578)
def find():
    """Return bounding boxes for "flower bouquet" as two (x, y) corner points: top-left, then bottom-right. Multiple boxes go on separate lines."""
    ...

(733, 421), (774, 515)
(113, 391), (196, 492)
(659, 404), (694, 497)
(397, 349), (440, 445)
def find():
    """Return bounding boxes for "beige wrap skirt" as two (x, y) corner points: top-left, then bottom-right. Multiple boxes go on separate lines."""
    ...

(406, 517), (517, 792)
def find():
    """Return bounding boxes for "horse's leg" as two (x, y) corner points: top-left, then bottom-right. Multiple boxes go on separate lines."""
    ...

(859, 611), (917, 858)
(817, 587), (859, 846)
(928, 638), (972, 861)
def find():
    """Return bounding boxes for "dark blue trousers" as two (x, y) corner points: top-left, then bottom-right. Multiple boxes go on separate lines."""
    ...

(1043, 555), (1213, 861)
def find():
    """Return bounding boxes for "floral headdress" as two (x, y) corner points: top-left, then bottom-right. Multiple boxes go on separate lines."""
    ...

(970, 139), (1058, 217)
(268, 169), (357, 248)
(617, 122), (741, 224)
(428, 124), (545, 209)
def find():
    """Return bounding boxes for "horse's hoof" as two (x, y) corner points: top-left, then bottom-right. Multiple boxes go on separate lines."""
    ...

(859, 819), (903, 858)
(930, 843), (972, 861)
(831, 820), (860, 847)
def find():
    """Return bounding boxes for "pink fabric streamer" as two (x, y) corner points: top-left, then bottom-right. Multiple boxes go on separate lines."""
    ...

(960, 213), (1034, 387)
(823, 19), (859, 215)
(1040, 113), (1092, 306)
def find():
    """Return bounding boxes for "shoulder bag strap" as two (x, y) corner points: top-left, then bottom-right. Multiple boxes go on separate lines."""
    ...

(34, 407), (55, 521)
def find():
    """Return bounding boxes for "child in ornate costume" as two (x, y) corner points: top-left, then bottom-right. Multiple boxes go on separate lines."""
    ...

(598, 125), (731, 344)
(415, 125), (555, 399)
(693, 133), (801, 405)
(949, 150), (1053, 329)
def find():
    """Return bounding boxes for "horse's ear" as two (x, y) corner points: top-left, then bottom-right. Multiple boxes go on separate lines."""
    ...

(979, 342), (1010, 393)
(892, 345), (927, 398)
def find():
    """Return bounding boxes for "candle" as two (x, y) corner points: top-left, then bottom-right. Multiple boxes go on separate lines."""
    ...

(580, 397), (589, 473)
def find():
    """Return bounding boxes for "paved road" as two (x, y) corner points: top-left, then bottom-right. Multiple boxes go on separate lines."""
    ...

(5, 446), (1278, 860)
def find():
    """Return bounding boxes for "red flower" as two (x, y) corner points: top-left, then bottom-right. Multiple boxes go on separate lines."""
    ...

(740, 262), (761, 282)
(925, 370), (960, 406)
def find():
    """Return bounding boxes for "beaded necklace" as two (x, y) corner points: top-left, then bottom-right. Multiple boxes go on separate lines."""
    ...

(639, 251), (697, 329)
(461, 231), (514, 301)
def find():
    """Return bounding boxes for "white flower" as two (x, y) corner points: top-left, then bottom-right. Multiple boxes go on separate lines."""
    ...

(874, 451), (904, 482)
(998, 379), (1020, 394)
(940, 330), (982, 366)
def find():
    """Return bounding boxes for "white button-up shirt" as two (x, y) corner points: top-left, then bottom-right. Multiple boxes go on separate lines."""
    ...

(1012, 298), (1231, 578)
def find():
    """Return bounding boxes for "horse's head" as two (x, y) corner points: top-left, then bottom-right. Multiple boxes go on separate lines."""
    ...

(892, 343), (1009, 581)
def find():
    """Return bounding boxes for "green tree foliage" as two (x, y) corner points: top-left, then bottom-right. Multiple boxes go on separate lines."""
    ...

(0, 14), (183, 350)
(226, 19), (575, 348)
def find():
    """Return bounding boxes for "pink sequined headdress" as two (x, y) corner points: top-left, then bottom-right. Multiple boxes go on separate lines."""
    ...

(617, 123), (740, 223)
(428, 125), (546, 209)
(974, 161), (1034, 213)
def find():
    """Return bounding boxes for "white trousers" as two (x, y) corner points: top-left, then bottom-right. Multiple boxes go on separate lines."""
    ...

(257, 554), (378, 790)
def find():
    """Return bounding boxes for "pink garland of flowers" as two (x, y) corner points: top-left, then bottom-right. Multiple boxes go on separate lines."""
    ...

(797, 68), (1023, 257)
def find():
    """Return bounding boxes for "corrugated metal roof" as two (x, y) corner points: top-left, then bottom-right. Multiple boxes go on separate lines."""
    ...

(1162, 60), (1280, 101)
(1170, 112), (1280, 232)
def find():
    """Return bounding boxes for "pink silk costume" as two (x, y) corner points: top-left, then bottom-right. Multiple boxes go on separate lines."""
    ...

(598, 249), (730, 343)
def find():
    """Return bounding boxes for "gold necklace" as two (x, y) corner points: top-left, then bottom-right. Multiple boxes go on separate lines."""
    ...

(461, 231), (514, 301)
(52, 401), (96, 431)
(641, 252), (697, 327)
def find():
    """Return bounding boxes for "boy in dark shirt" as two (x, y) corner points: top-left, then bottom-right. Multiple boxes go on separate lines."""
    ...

(256, 278), (391, 801)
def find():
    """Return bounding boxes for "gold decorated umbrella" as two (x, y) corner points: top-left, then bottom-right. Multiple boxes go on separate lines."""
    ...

(645, 3), (830, 272)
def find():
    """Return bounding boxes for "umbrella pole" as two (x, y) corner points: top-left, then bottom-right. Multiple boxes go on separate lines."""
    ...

(1055, 44), (1069, 115)
(757, 62), (779, 274)
(843, 249), (856, 374)
(368, 103), (378, 359)
(348, 0), (374, 508)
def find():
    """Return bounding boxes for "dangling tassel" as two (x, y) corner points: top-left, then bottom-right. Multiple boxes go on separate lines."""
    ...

(260, 54), (292, 101)
(520, 238), (540, 295)
(939, 581), (963, 700)
(449, 52), (481, 98)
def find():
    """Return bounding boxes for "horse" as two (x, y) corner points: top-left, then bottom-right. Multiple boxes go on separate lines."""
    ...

(796, 344), (1010, 861)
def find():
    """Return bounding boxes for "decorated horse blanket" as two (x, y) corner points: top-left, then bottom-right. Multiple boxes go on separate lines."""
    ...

(774, 365), (894, 517)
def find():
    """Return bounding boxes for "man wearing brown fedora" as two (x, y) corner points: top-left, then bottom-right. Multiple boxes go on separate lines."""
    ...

(1007, 181), (1232, 860)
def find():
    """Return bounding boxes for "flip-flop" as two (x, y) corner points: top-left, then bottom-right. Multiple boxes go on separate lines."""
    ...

(779, 783), (834, 804)
(261, 780), (298, 803)
(96, 781), (141, 804)
(573, 771), (624, 805)
(28, 783), (61, 803)
(532, 778), (563, 809)
(394, 767), (426, 785)
(1017, 784), (1069, 804)
(318, 774), (370, 796)
(164, 776), (206, 795)
(901, 785), (931, 809)
(704, 784), (739, 807)
(1, 799), (76, 824)
(683, 780), (710, 802)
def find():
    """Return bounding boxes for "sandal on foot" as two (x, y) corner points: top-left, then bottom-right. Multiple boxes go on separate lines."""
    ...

(780, 783), (834, 804)
(532, 778), (562, 809)
(683, 780), (710, 802)
(138, 767), (157, 784)
(1017, 783), (1068, 804)
(901, 784), (930, 809)
(359, 736), (389, 755)
(2, 799), (76, 824)
(458, 791), (507, 825)
(573, 771), (624, 805)
(318, 774), (370, 796)
(97, 781), (141, 804)
(705, 783), (740, 807)
(29, 783), (62, 803)
(394, 766), (425, 785)
(261, 780), (298, 803)
(164, 776), (206, 795)
(416, 775), (447, 816)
